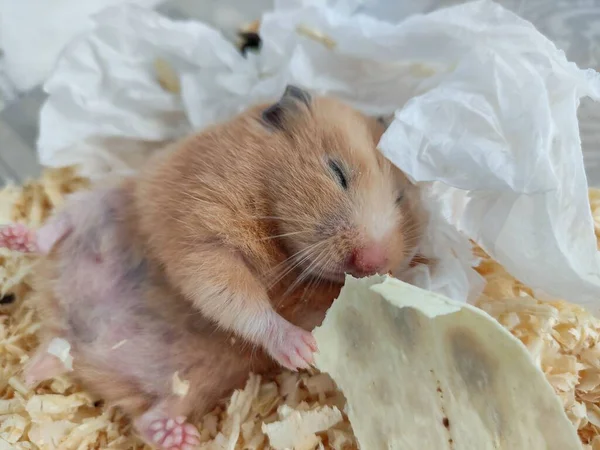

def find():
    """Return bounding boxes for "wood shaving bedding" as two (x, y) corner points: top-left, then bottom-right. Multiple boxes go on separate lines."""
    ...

(1, 167), (600, 449)
(475, 250), (600, 448)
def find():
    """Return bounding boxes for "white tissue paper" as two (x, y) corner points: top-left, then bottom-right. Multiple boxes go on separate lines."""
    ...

(37, 0), (600, 311)
(0, 0), (164, 92)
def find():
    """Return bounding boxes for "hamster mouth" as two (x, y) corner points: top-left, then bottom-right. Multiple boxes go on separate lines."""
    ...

(301, 256), (387, 283)
(347, 268), (379, 278)
(301, 259), (394, 283)
(311, 267), (387, 283)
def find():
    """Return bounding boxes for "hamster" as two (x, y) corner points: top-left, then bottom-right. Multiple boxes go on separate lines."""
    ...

(134, 85), (426, 372)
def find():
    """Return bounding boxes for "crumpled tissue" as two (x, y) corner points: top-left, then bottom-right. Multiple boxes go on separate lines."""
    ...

(36, 0), (600, 311)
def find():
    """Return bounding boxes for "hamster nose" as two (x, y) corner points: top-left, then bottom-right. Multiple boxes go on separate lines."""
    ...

(349, 244), (389, 276)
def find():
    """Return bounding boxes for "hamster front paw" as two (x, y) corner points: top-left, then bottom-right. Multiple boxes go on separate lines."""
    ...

(266, 321), (317, 371)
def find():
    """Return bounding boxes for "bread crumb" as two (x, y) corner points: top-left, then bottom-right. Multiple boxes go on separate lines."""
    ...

(111, 339), (127, 350)
(295, 24), (336, 49)
(154, 58), (180, 94)
(47, 337), (73, 371)
(171, 371), (190, 398)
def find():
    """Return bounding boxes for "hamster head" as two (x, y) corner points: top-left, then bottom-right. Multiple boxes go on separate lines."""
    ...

(261, 86), (426, 283)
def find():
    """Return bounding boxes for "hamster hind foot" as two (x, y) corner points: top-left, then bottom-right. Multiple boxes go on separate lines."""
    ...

(147, 417), (200, 450)
(23, 343), (69, 388)
(135, 401), (201, 450)
(0, 223), (39, 253)
(0, 216), (72, 254)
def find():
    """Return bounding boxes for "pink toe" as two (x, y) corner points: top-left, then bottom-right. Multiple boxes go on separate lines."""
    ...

(185, 435), (201, 446)
(153, 430), (166, 443)
(150, 421), (164, 431)
(304, 336), (318, 351)
(183, 424), (199, 435)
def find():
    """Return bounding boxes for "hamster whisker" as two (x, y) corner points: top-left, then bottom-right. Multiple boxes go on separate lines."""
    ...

(404, 229), (426, 242)
(400, 223), (425, 239)
(274, 249), (324, 308)
(403, 225), (425, 238)
(284, 244), (330, 296)
(266, 241), (328, 289)
(288, 236), (338, 269)
(399, 221), (425, 236)
(299, 274), (321, 305)
(267, 256), (309, 289)
(269, 246), (328, 289)
(269, 236), (336, 289)
(402, 233), (425, 249)
(268, 241), (324, 275)
(259, 230), (311, 241)
(297, 246), (331, 285)
(298, 247), (336, 304)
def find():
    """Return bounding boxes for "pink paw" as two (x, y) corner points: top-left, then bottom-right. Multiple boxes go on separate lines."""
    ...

(268, 323), (317, 371)
(0, 224), (38, 253)
(148, 417), (200, 450)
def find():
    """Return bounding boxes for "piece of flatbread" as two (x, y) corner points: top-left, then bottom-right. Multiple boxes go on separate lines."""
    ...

(313, 275), (582, 450)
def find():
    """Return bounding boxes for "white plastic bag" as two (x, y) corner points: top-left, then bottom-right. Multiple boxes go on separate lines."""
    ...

(37, 0), (600, 310)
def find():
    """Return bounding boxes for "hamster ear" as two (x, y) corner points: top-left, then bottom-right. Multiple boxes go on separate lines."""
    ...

(262, 85), (312, 130)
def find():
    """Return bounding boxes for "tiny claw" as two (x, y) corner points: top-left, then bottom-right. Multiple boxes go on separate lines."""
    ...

(267, 321), (317, 371)
(302, 333), (318, 352)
